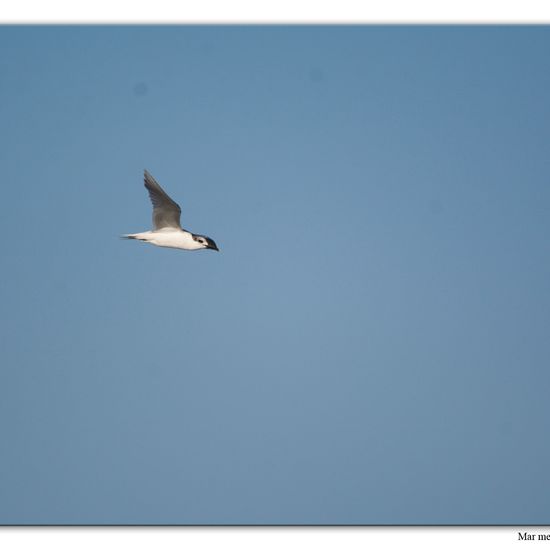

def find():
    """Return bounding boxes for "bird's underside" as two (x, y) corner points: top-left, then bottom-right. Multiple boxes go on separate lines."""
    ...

(124, 228), (204, 250)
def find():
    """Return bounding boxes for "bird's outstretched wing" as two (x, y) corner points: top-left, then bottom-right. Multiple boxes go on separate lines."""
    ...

(144, 170), (182, 230)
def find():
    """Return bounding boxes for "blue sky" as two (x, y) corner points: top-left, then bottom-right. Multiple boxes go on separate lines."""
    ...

(0, 26), (549, 524)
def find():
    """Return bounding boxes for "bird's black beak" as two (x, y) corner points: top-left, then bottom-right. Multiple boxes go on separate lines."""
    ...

(206, 238), (219, 251)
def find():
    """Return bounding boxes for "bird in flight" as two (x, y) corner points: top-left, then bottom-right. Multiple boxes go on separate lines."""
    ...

(123, 170), (219, 251)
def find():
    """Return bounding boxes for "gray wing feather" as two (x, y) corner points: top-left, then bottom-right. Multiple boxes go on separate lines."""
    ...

(144, 170), (182, 230)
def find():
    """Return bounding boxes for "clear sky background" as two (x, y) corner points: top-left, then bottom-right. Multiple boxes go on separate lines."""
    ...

(0, 26), (549, 525)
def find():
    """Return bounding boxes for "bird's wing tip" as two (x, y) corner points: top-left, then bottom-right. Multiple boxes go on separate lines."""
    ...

(144, 169), (154, 186)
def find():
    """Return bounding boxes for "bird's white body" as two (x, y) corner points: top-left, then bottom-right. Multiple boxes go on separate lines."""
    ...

(124, 228), (204, 250)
